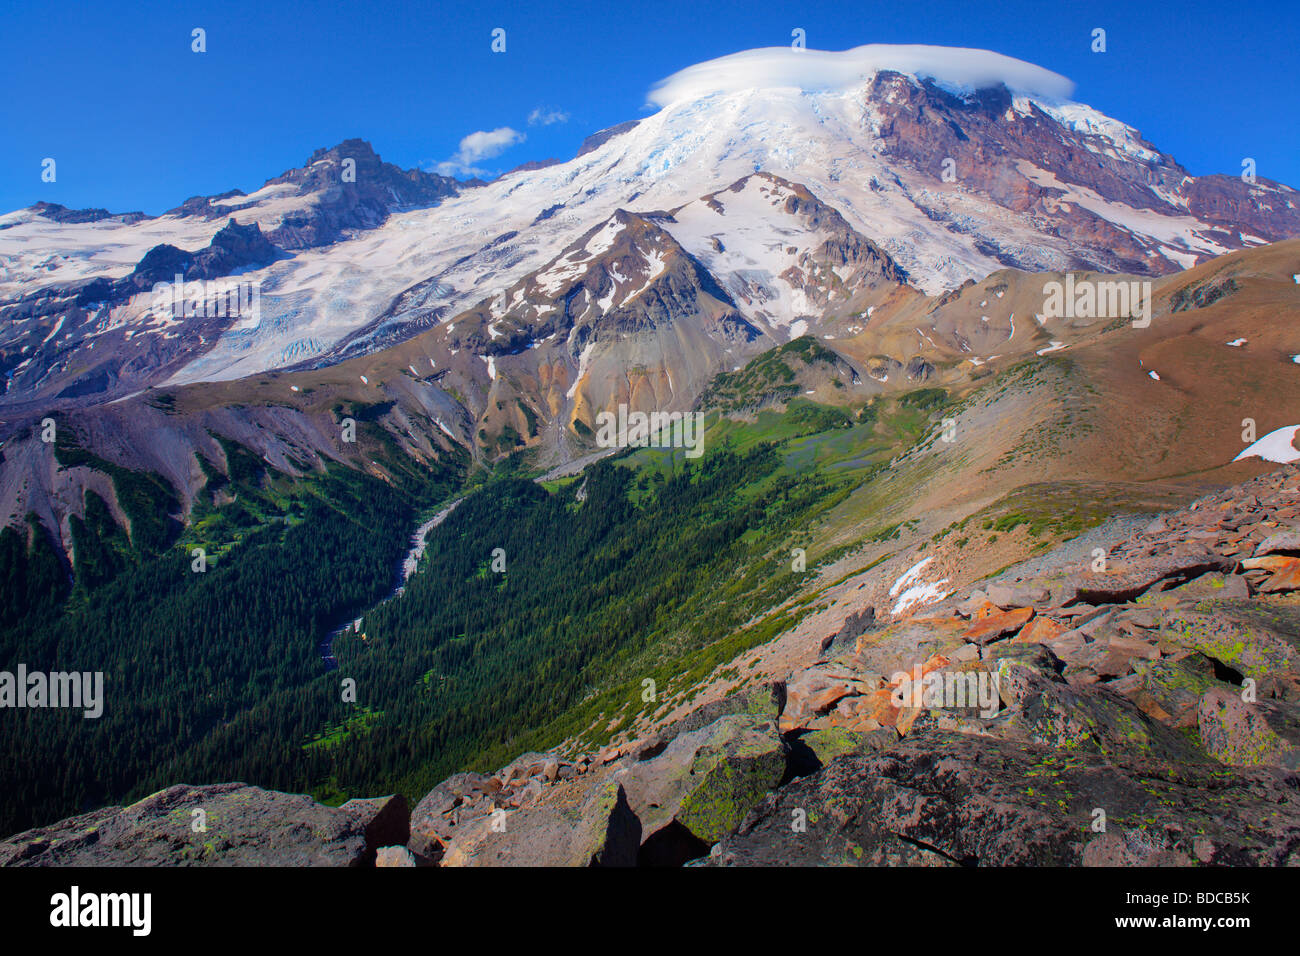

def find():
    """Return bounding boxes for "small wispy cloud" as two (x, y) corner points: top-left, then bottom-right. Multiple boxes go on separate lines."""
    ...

(527, 107), (570, 127)
(434, 126), (526, 177)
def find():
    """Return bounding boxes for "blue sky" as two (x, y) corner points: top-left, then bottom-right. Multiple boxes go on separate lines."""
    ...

(2, 0), (1296, 214)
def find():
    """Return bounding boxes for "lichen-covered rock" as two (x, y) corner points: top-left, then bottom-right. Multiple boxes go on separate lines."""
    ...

(1198, 687), (1300, 770)
(994, 657), (1204, 761)
(1157, 601), (1300, 682)
(0, 784), (405, 867)
(711, 730), (1300, 866)
(437, 779), (642, 867)
(798, 725), (898, 767)
(624, 714), (788, 846)
(1111, 655), (1225, 728)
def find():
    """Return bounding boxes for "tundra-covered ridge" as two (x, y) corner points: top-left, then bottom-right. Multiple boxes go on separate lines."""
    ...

(6, 464), (1298, 866)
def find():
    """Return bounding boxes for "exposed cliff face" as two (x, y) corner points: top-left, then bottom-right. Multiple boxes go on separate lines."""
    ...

(256, 138), (462, 249)
(862, 71), (1300, 274)
(159, 138), (462, 249)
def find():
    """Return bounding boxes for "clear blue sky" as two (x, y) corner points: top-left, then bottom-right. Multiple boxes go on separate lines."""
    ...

(2, 0), (1295, 215)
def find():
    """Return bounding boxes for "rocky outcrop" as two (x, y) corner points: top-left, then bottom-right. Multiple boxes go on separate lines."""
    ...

(0, 784), (409, 867)
(864, 71), (1300, 273)
(161, 139), (461, 250)
(623, 713), (787, 849)
(261, 138), (459, 249)
(19, 201), (150, 226)
(406, 687), (788, 867)
(1198, 687), (1300, 770)
(121, 219), (282, 294)
(576, 120), (640, 157)
(712, 730), (1300, 866)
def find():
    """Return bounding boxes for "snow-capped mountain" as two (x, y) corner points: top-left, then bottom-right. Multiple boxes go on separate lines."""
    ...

(659, 173), (909, 337)
(2, 43), (1297, 416)
(390, 172), (916, 441)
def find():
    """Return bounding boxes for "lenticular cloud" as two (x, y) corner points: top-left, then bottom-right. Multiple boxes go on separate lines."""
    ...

(647, 44), (1076, 107)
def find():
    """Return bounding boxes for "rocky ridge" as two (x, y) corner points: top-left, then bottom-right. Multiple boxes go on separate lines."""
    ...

(393, 464), (1300, 866)
(7, 464), (1296, 866)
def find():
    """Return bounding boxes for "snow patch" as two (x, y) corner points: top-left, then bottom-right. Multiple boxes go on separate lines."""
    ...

(566, 341), (595, 399)
(891, 582), (952, 616)
(1233, 425), (1300, 464)
(889, 557), (932, 597)
(887, 556), (951, 615)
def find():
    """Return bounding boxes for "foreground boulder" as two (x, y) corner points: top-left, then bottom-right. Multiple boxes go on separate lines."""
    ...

(425, 713), (787, 867)
(1198, 687), (1300, 770)
(435, 780), (642, 867)
(622, 713), (788, 851)
(711, 729), (1300, 866)
(0, 784), (408, 867)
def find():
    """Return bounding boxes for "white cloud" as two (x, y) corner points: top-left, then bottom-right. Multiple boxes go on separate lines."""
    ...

(647, 44), (1075, 108)
(435, 126), (525, 176)
(528, 107), (570, 126)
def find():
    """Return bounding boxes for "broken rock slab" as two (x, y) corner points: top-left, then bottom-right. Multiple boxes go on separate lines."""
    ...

(437, 779), (642, 867)
(711, 730), (1300, 867)
(622, 713), (788, 848)
(0, 784), (407, 867)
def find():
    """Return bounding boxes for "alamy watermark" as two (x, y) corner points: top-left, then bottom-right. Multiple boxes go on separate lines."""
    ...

(0, 664), (103, 718)
(890, 663), (1000, 718)
(594, 403), (704, 458)
(151, 274), (261, 329)
(50, 886), (150, 936)
(1042, 273), (1151, 328)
